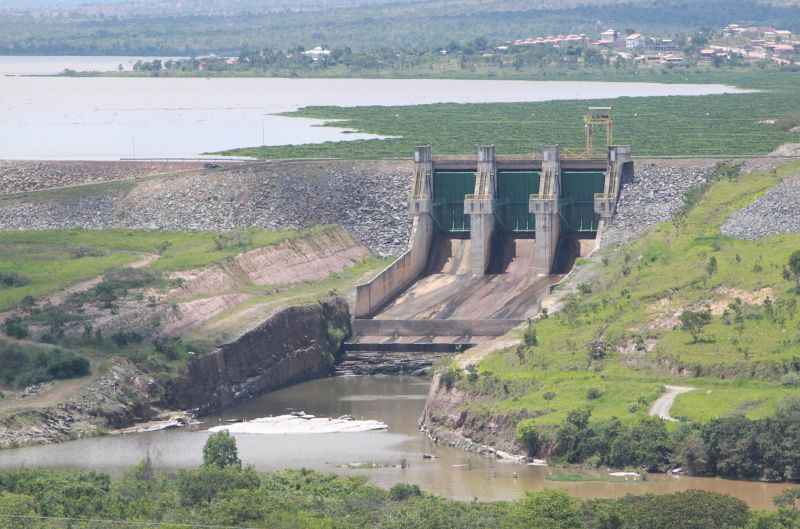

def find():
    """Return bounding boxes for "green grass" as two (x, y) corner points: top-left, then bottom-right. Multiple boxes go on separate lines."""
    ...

(220, 70), (800, 160)
(0, 226), (336, 311)
(463, 161), (800, 427)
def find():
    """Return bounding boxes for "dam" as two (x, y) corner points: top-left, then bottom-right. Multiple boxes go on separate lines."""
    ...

(347, 141), (633, 352)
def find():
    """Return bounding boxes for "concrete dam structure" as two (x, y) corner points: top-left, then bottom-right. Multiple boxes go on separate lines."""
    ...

(348, 143), (633, 352)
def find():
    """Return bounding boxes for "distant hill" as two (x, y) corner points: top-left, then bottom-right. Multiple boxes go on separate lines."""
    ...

(1, 0), (799, 55)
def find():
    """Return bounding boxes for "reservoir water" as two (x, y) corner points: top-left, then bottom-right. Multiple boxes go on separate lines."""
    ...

(0, 376), (793, 509)
(0, 56), (749, 160)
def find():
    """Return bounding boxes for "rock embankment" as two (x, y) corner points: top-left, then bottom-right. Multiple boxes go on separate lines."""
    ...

(602, 161), (715, 247)
(0, 160), (411, 257)
(721, 175), (800, 240)
(0, 359), (164, 449)
(0, 161), (204, 195)
(166, 297), (351, 415)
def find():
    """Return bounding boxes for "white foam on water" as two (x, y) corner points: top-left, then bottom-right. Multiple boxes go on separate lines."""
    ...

(208, 414), (388, 434)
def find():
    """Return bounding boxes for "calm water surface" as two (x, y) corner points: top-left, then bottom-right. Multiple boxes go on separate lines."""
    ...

(0, 56), (749, 160)
(0, 376), (794, 509)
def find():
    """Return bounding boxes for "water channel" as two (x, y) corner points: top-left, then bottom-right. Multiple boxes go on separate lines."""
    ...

(0, 376), (793, 509)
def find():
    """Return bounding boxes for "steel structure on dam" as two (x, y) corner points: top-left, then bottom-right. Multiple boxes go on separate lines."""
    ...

(348, 142), (633, 352)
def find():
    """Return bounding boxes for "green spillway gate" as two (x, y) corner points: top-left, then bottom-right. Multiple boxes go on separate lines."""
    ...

(433, 171), (475, 235)
(560, 171), (605, 233)
(497, 170), (540, 234)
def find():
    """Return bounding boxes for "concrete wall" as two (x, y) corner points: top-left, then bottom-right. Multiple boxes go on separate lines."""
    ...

(354, 214), (434, 318)
(531, 145), (562, 276)
(352, 318), (523, 337)
(355, 145), (435, 318)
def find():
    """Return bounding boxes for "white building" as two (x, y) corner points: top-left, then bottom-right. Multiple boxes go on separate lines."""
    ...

(625, 33), (643, 49)
(302, 46), (332, 61)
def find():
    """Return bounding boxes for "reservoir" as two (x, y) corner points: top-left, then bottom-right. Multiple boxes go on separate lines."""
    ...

(0, 56), (749, 160)
(0, 375), (793, 510)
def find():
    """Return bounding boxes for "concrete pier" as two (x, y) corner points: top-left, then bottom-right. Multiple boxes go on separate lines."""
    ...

(531, 145), (561, 276)
(464, 145), (497, 276)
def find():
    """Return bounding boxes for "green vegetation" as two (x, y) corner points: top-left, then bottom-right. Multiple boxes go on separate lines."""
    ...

(2, 0), (799, 55)
(444, 161), (800, 477)
(0, 465), (790, 529)
(202, 431), (242, 469)
(0, 226), (333, 311)
(221, 70), (800, 159)
(0, 345), (89, 388)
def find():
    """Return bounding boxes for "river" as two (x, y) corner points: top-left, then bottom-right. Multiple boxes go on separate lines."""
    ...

(0, 56), (750, 160)
(0, 376), (793, 509)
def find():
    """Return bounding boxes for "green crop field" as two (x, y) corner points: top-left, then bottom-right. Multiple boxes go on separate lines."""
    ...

(222, 70), (800, 160)
(459, 161), (800, 427)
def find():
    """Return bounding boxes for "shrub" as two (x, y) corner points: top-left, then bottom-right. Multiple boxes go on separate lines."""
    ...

(0, 272), (30, 289)
(0, 347), (90, 387)
(543, 391), (557, 401)
(577, 282), (593, 295)
(440, 366), (462, 390)
(523, 320), (538, 347)
(3, 317), (29, 339)
(389, 483), (422, 501)
(781, 372), (800, 387)
(516, 419), (543, 457)
(680, 309), (712, 343)
(69, 246), (105, 259)
(586, 387), (603, 400)
(111, 330), (144, 347)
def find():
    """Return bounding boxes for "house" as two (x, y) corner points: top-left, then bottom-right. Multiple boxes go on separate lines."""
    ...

(601, 29), (619, 42)
(302, 46), (332, 61)
(625, 33), (643, 49)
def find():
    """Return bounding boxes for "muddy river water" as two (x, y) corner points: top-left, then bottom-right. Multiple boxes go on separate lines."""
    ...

(0, 376), (794, 509)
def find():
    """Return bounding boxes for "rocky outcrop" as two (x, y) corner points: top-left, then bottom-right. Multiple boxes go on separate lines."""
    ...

(0, 359), (164, 449)
(334, 351), (442, 376)
(419, 375), (527, 458)
(166, 297), (351, 414)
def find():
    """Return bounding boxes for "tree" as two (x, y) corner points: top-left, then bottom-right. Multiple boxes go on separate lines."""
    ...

(706, 256), (718, 278)
(516, 490), (582, 529)
(680, 309), (712, 343)
(203, 431), (241, 469)
(523, 320), (538, 347)
(516, 419), (543, 458)
(789, 251), (800, 292)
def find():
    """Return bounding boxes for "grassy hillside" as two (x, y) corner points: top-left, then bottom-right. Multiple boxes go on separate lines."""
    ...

(420, 161), (800, 480)
(0, 225), (387, 389)
(223, 70), (800, 160)
(458, 160), (800, 427)
(0, 227), (330, 311)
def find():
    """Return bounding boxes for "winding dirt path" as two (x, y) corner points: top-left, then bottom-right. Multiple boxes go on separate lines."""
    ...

(649, 385), (695, 422)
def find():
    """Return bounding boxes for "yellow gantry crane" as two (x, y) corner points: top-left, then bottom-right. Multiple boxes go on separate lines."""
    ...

(584, 107), (614, 156)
